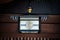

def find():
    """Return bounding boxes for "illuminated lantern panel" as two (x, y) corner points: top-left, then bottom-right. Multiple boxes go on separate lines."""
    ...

(19, 16), (40, 33)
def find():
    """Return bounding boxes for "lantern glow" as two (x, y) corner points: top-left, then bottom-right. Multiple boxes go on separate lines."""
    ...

(27, 7), (32, 13)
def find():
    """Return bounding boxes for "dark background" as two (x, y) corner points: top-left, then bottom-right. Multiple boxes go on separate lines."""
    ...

(0, 0), (60, 14)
